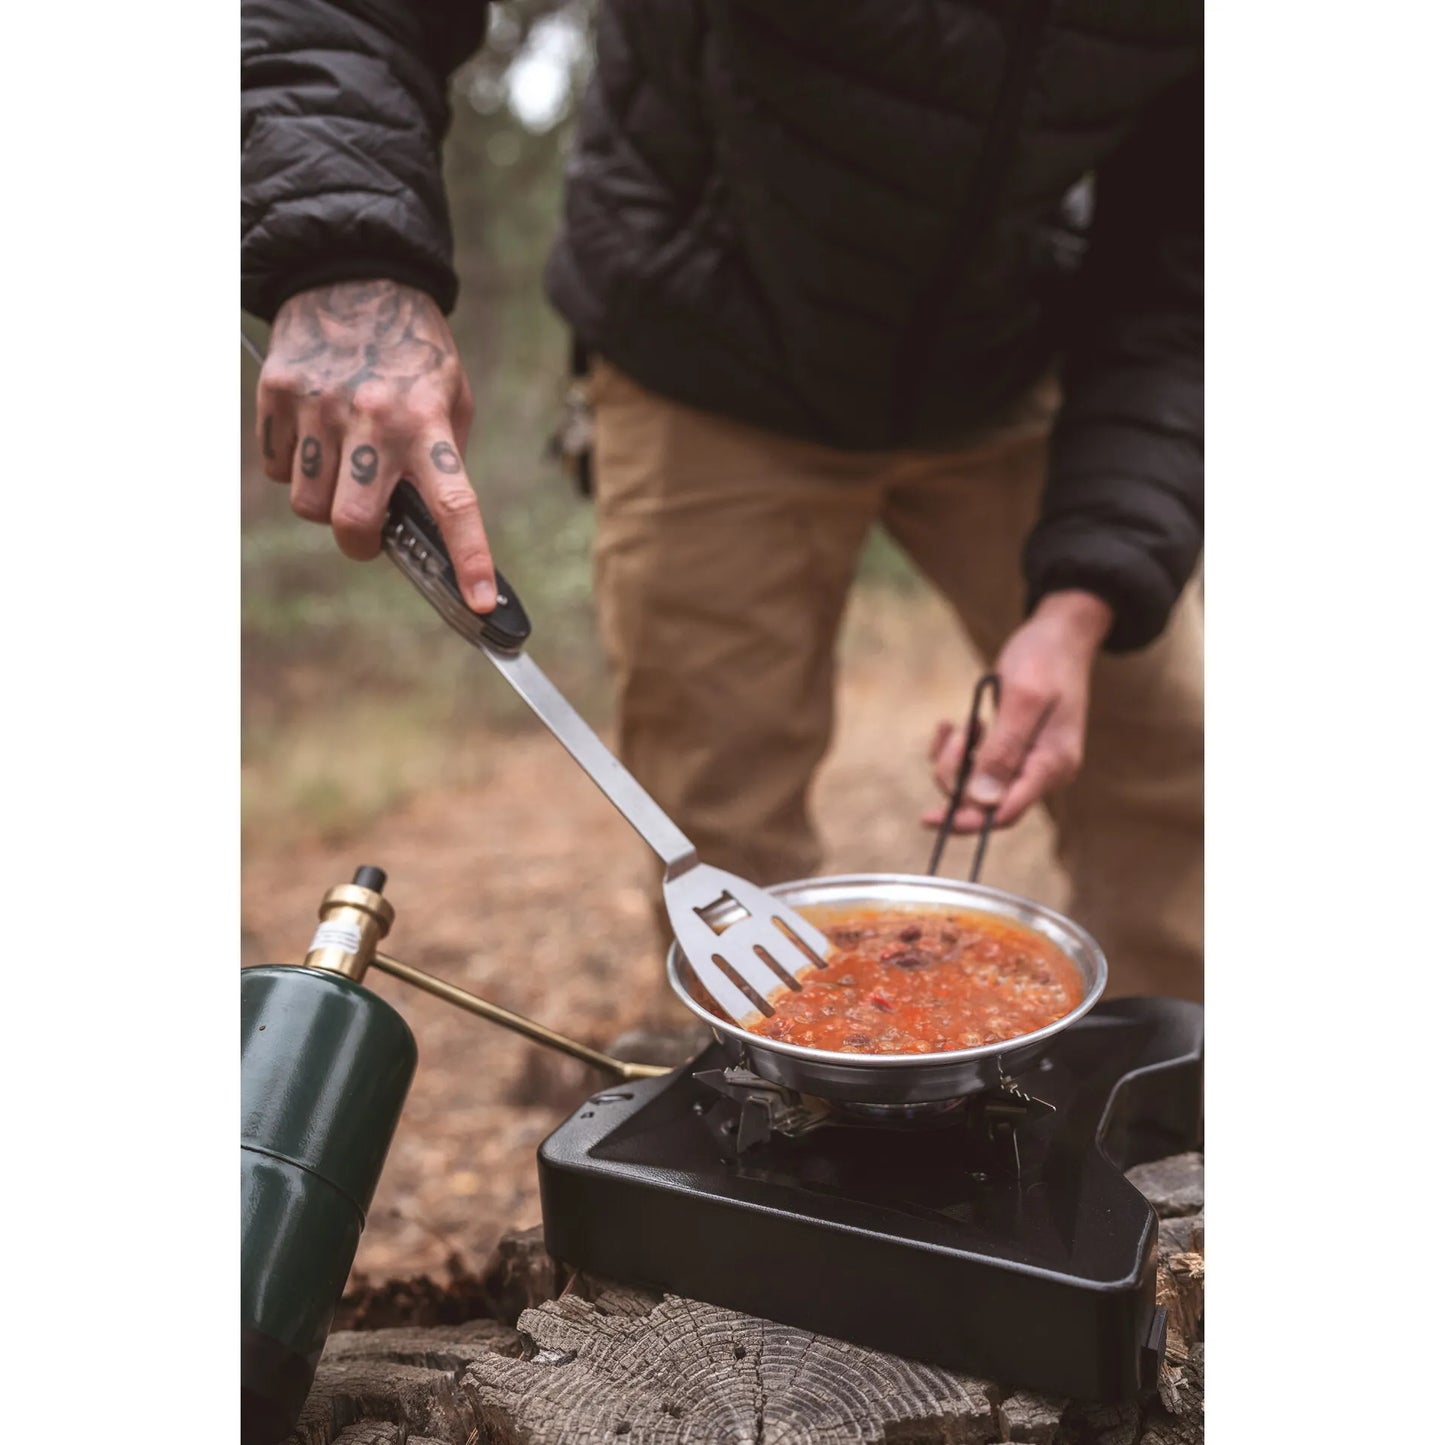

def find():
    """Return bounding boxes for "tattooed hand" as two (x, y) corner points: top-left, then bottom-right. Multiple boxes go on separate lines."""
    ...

(256, 280), (495, 610)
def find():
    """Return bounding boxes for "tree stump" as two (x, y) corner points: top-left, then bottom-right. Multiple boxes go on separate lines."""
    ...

(287, 1153), (1204, 1445)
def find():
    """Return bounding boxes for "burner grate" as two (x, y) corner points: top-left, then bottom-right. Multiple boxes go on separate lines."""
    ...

(691, 1061), (1056, 1173)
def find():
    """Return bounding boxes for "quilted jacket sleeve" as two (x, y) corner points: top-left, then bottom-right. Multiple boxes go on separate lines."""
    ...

(1024, 69), (1204, 653)
(241, 0), (490, 321)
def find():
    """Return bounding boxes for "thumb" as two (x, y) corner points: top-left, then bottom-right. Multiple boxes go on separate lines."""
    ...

(965, 687), (1044, 809)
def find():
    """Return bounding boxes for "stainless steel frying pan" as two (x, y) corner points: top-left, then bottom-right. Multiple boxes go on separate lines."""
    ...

(667, 872), (1108, 1108)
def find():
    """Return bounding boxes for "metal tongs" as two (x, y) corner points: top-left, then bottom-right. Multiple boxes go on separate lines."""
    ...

(925, 672), (1001, 882)
(381, 483), (832, 1026)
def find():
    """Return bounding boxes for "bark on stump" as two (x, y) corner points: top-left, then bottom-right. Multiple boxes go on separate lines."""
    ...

(288, 1154), (1203, 1445)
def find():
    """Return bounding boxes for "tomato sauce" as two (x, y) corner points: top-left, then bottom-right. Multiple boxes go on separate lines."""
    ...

(744, 907), (1083, 1055)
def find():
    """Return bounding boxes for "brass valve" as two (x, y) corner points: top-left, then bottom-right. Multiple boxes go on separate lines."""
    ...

(303, 866), (395, 981)
(295, 864), (669, 1082)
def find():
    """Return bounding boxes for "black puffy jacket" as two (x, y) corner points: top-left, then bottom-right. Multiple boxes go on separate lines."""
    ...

(242, 1), (1202, 652)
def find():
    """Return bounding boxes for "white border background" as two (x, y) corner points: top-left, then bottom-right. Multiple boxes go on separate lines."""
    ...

(1205, 2), (1444, 1437)
(3, 4), (237, 1438)
(2, 3), (1441, 1439)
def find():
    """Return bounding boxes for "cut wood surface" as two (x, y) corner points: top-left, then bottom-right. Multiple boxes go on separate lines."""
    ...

(1122, 1154), (1204, 1219)
(287, 1153), (1204, 1445)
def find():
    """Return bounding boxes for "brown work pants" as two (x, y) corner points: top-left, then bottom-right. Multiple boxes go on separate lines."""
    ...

(588, 360), (1203, 1002)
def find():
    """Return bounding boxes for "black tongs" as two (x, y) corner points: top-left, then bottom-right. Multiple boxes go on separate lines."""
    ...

(925, 672), (1001, 882)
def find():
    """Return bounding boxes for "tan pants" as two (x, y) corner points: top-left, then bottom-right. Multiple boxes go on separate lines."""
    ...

(588, 360), (1203, 1003)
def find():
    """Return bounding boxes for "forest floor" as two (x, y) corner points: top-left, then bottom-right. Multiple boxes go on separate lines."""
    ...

(241, 585), (1065, 1291)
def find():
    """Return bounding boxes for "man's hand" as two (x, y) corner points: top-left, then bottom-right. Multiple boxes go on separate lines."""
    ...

(256, 279), (496, 611)
(923, 591), (1114, 834)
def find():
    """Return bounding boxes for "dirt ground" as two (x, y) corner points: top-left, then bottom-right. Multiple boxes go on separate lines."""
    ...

(241, 588), (1065, 1289)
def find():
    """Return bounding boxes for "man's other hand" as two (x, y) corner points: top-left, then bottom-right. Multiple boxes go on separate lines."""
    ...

(256, 279), (496, 612)
(923, 591), (1114, 833)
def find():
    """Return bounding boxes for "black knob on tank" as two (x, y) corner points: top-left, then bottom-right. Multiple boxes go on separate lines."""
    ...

(240, 868), (416, 1445)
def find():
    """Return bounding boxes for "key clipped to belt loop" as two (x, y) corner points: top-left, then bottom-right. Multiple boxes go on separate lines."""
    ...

(926, 672), (1002, 882)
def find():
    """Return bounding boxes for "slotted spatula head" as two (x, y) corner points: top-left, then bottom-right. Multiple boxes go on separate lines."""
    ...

(665, 863), (834, 1027)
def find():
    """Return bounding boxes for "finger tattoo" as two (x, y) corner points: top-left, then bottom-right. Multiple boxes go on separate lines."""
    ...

(262, 415), (275, 461)
(300, 436), (322, 479)
(429, 440), (462, 474)
(350, 444), (380, 485)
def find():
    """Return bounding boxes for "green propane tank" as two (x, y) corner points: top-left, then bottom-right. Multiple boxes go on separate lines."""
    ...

(241, 867), (416, 1445)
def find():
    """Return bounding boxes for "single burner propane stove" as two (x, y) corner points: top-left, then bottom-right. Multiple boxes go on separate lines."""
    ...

(539, 996), (1203, 1402)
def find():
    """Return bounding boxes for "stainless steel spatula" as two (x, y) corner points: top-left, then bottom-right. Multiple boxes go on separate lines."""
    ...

(381, 482), (832, 1025)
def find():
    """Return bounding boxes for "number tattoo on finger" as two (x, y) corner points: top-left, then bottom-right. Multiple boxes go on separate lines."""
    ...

(429, 441), (462, 474)
(350, 445), (380, 486)
(300, 436), (322, 479)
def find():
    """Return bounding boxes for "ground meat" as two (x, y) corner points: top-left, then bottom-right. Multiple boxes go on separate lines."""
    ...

(999, 952), (1052, 985)
(879, 941), (934, 969)
(881, 949), (932, 970)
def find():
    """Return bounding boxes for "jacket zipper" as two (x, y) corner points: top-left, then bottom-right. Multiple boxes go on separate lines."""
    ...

(888, 0), (1056, 443)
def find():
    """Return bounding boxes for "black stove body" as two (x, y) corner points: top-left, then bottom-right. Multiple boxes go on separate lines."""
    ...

(538, 997), (1202, 1402)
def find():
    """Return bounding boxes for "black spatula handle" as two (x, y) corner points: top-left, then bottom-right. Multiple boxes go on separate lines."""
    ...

(382, 481), (532, 653)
